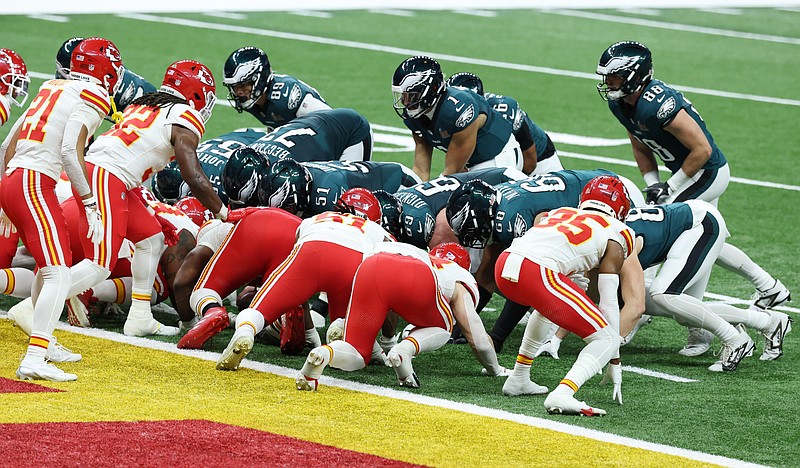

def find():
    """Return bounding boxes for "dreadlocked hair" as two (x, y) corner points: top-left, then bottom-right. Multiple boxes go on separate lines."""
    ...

(130, 91), (188, 108)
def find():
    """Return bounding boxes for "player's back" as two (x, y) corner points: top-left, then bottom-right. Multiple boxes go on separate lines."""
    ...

(626, 202), (694, 268)
(298, 211), (390, 253)
(87, 103), (205, 189)
(507, 207), (634, 275)
(10, 79), (110, 181)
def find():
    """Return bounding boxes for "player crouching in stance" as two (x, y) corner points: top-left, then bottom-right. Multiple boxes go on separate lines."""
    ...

(215, 188), (394, 371)
(296, 242), (504, 391)
(498, 176), (644, 416)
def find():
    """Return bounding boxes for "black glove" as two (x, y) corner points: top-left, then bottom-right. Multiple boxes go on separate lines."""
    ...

(643, 182), (670, 205)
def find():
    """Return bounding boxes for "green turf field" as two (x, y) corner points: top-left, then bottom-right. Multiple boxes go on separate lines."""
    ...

(1, 8), (798, 466)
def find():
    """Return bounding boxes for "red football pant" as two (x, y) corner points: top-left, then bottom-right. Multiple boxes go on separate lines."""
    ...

(343, 253), (454, 364)
(0, 169), (71, 267)
(494, 252), (607, 339)
(249, 240), (364, 324)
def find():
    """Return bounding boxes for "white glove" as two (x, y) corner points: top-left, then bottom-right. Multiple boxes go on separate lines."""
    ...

(600, 362), (623, 405)
(83, 197), (104, 245)
(481, 366), (510, 377)
(569, 272), (590, 291)
(0, 208), (17, 238)
(534, 337), (561, 360)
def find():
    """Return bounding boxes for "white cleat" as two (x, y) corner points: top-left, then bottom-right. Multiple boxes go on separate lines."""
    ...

(534, 339), (561, 360)
(502, 376), (549, 396)
(7, 297), (34, 336)
(46, 337), (81, 363)
(325, 318), (345, 344)
(544, 392), (606, 416)
(678, 328), (714, 357)
(295, 371), (319, 391)
(760, 312), (792, 361)
(123, 317), (180, 337)
(216, 331), (254, 371)
(717, 331), (756, 372)
(752, 279), (791, 311)
(386, 349), (420, 388)
(16, 360), (77, 382)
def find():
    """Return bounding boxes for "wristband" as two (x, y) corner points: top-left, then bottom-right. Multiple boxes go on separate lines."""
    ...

(82, 196), (97, 207)
(667, 168), (691, 192)
(215, 205), (228, 221)
(642, 171), (660, 187)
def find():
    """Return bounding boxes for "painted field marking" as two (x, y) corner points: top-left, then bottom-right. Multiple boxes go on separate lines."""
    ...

(19, 320), (759, 468)
(114, 13), (800, 107)
(547, 9), (800, 45)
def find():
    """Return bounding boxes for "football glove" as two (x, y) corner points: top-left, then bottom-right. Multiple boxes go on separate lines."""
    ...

(0, 209), (17, 238)
(226, 207), (261, 223)
(83, 198), (104, 245)
(600, 362), (623, 405)
(643, 182), (671, 205)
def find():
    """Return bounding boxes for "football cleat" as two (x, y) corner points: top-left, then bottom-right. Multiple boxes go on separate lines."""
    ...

(17, 360), (77, 382)
(177, 307), (230, 349)
(46, 337), (82, 363)
(621, 314), (652, 346)
(760, 312), (792, 361)
(7, 297), (34, 336)
(534, 338), (561, 360)
(752, 279), (791, 311)
(295, 371), (319, 391)
(387, 349), (420, 388)
(717, 330), (755, 372)
(502, 376), (549, 396)
(216, 329), (254, 371)
(544, 392), (606, 416)
(279, 306), (306, 355)
(65, 292), (92, 328)
(325, 317), (345, 344)
(123, 317), (180, 337)
(678, 327), (714, 357)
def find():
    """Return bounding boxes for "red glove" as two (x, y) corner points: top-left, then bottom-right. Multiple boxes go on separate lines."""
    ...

(225, 207), (262, 223)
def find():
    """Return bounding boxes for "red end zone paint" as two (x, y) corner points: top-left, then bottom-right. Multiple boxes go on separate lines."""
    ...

(0, 420), (426, 466)
(0, 377), (63, 393)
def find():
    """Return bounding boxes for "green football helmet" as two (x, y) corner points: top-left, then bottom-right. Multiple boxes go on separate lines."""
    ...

(151, 162), (188, 204)
(596, 41), (653, 101)
(223, 47), (272, 111)
(373, 190), (403, 239)
(257, 158), (313, 217)
(445, 72), (484, 96)
(392, 56), (444, 119)
(222, 147), (269, 207)
(446, 179), (497, 249)
(55, 37), (84, 79)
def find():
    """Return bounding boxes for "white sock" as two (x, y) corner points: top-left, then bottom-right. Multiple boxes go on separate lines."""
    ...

(652, 293), (739, 343)
(0, 267), (34, 298)
(235, 308), (265, 335)
(716, 243), (774, 291)
(707, 303), (771, 332)
(561, 327), (618, 392)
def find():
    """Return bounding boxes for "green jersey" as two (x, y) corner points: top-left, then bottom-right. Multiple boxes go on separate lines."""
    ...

(625, 203), (694, 268)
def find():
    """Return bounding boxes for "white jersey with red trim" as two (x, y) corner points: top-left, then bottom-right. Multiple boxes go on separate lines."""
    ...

(0, 93), (10, 127)
(367, 242), (479, 304)
(197, 219), (234, 251)
(86, 103), (205, 189)
(8, 79), (109, 181)
(297, 211), (391, 253)
(506, 207), (634, 276)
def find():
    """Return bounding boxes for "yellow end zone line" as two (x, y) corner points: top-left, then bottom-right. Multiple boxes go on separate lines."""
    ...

(27, 320), (758, 468)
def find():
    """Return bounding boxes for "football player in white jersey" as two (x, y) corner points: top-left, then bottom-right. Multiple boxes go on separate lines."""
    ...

(0, 37), (122, 381)
(68, 59), (247, 337)
(216, 188), (393, 371)
(296, 242), (504, 391)
(497, 176), (645, 416)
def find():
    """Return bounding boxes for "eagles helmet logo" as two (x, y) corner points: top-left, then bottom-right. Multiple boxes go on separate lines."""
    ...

(455, 104), (475, 128)
(288, 84), (302, 109)
(229, 58), (261, 83)
(657, 96), (676, 120)
(235, 171), (259, 204)
(602, 55), (642, 75)
(449, 202), (472, 235)
(268, 179), (294, 209)
(512, 213), (527, 237)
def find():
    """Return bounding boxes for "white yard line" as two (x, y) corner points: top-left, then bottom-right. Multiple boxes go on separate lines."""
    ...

(547, 9), (800, 45)
(114, 13), (800, 107)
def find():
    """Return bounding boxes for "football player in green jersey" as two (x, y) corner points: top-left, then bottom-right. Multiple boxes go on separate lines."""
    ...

(446, 72), (562, 175)
(223, 47), (330, 131)
(597, 41), (791, 355)
(392, 56), (522, 181)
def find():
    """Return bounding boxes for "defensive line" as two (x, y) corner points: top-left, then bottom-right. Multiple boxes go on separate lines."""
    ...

(4, 317), (759, 468)
(114, 13), (800, 107)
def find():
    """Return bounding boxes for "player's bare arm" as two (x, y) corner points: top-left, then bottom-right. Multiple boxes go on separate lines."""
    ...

(618, 238), (646, 337)
(442, 114), (484, 176)
(521, 145), (537, 175)
(451, 282), (502, 374)
(172, 245), (214, 322)
(411, 133), (433, 182)
(629, 131), (659, 178)
(475, 243), (503, 293)
(664, 109), (712, 177)
(172, 125), (224, 215)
